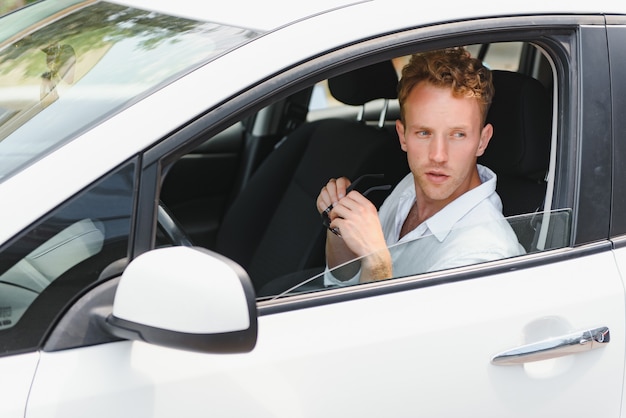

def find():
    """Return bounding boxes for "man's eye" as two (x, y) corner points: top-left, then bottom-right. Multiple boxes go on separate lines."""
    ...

(416, 130), (430, 137)
(452, 131), (466, 139)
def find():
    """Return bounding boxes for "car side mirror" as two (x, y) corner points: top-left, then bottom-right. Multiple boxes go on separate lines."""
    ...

(105, 246), (257, 353)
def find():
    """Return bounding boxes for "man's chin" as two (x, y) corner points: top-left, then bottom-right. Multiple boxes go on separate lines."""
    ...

(420, 185), (454, 203)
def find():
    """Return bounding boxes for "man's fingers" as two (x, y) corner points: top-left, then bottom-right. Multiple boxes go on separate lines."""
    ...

(335, 177), (351, 199)
(317, 177), (352, 213)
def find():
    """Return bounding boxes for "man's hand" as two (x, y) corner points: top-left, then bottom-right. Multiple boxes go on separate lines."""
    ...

(317, 177), (392, 281)
(317, 177), (351, 215)
(326, 190), (386, 256)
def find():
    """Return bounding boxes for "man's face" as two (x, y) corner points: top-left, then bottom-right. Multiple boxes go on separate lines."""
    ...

(396, 81), (493, 210)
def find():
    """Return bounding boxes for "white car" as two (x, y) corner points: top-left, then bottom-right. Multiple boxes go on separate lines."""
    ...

(1, 0), (626, 416)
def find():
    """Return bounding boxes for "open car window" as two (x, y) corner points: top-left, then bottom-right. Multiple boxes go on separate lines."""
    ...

(307, 42), (526, 121)
(158, 39), (563, 301)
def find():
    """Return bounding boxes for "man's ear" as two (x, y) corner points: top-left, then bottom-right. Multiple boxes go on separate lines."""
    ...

(396, 119), (407, 152)
(476, 123), (493, 157)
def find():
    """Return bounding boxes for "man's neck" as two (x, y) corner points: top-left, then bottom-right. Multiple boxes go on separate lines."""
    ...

(399, 201), (421, 239)
(402, 167), (483, 237)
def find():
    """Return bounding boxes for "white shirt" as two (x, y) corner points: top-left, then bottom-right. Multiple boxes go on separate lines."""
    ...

(324, 164), (525, 286)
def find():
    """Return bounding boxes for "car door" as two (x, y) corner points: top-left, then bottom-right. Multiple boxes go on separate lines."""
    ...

(28, 254), (623, 418)
(0, 353), (39, 417)
(23, 14), (626, 418)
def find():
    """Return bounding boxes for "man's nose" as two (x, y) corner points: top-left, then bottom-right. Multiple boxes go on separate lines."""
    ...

(429, 136), (448, 163)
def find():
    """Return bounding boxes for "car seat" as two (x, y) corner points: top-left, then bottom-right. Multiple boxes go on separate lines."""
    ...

(215, 61), (409, 293)
(479, 70), (552, 217)
(479, 70), (565, 252)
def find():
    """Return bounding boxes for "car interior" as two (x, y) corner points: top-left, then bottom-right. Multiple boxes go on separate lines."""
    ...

(158, 41), (571, 298)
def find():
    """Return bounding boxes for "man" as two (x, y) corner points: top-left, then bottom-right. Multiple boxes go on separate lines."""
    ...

(317, 47), (525, 285)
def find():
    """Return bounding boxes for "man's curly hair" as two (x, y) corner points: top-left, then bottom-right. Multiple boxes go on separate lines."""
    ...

(397, 47), (494, 125)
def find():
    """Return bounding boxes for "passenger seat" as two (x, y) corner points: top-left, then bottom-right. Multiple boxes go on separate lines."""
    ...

(479, 70), (556, 252)
(479, 70), (552, 217)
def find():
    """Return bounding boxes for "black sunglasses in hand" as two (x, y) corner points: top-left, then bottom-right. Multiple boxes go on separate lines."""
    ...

(321, 174), (392, 236)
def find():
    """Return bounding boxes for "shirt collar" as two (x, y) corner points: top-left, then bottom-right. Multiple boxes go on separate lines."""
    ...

(425, 164), (499, 242)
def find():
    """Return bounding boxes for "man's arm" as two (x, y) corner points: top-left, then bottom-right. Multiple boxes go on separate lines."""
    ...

(317, 177), (358, 270)
(317, 178), (392, 282)
(359, 248), (393, 282)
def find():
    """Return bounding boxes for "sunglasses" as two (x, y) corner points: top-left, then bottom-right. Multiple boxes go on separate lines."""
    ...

(321, 173), (392, 236)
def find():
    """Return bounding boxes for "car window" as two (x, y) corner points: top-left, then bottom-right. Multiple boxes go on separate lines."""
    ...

(307, 42), (525, 116)
(466, 42), (524, 71)
(158, 40), (566, 300)
(0, 1), (261, 183)
(0, 161), (135, 354)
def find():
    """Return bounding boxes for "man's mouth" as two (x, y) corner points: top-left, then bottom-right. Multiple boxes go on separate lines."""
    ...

(425, 171), (449, 184)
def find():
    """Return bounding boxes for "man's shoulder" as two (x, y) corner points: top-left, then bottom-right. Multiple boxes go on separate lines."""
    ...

(447, 212), (525, 255)
(394, 172), (415, 192)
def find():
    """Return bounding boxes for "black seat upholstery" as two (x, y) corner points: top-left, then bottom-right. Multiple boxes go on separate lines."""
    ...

(479, 70), (552, 217)
(479, 70), (556, 252)
(215, 61), (409, 293)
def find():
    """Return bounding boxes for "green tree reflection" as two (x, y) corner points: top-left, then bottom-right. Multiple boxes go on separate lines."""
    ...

(1, 2), (257, 77)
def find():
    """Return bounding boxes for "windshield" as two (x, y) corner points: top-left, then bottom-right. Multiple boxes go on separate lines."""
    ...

(0, 0), (261, 182)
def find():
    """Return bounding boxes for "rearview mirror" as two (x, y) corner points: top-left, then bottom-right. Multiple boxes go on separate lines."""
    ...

(106, 246), (257, 353)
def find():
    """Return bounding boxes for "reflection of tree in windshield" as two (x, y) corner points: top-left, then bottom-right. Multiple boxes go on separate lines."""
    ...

(0, 1), (261, 182)
(0, 3), (205, 77)
(40, 43), (76, 104)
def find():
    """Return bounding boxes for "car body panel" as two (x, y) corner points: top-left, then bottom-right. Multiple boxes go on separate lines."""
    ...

(611, 245), (626, 418)
(26, 248), (625, 417)
(0, 352), (39, 418)
(113, 0), (626, 32)
(113, 0), (365, 32)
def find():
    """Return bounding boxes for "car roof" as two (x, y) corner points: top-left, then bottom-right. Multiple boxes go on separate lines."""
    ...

(115, 0), (626, 32)
(113, 0), (364, 32)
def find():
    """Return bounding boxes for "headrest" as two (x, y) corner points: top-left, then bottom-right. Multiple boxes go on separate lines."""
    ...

(328, 60), (398, 106)
(480, 70), (552, 181)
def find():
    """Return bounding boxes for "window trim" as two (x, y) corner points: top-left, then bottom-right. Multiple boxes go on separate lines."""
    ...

(607, 22), (626, 238)
(136, 16), (606, 311)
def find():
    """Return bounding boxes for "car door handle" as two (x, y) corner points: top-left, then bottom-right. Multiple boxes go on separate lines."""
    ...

(491, 326), (610, 365)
